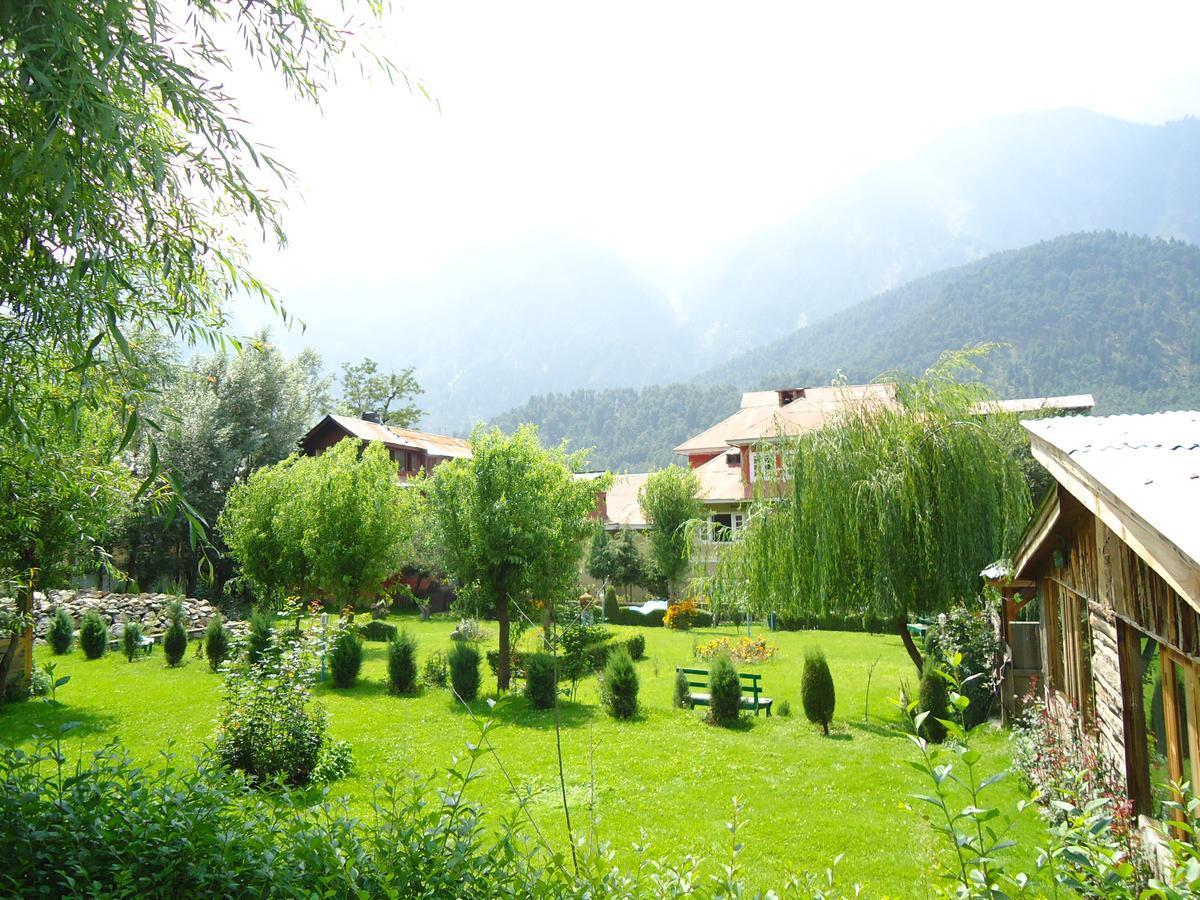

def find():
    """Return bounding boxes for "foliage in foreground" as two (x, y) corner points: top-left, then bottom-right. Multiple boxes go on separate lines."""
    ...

(0, 722), (860, 899)
(214, 622), (328, 786)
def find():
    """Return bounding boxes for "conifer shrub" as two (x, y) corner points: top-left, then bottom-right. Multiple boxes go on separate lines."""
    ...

(707, 653), (742, 727)
(247, 610), (273, 665)
(78, 611), (109, 659)
(603, 585), (620, 623)
(627, 633), (646, 661)
(205, 614), (231, 671)
(523, 652), (558, 709)
(918, 657), (950, 743)
(360, 619), (397, 642)
(329, 628), (364, 688)
(801, 647), (836, 735)
(673, 668), (692, 709)
(387, 630), (418, 695)
(777, 699), (792, 717)
(47, 608), (74, 655)
(163, 601), (188, 666)
(448, 642), (481, 701)
(602, 648), (639, 719)
(122, 621), (145, 662)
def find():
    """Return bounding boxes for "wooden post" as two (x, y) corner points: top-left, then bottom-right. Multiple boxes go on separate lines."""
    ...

(1162, 650), (1186, 824)
(1183, 659), (1200, 796)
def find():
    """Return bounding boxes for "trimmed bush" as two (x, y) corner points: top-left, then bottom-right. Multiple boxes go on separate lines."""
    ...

(122, 621), (144, 662)
(918, 657), (950, 743)
(387, 630), (419, 695)
(602, 649), (638, 719)
(673, 669), (691, 709)
(448, 642), (481, 701)
(47, 608), (73, 655)
(247, 610), (273, 665)
(626, 633), (646, 661)
(801, 647), (836, 735)
(78, 611), (109, 659)
(707, 653), (741, 727)
(603, 585), (619, 623)
(523, 653), (557, 709)
(360, 619), (397, 642)
(330, 628), (364, 688)
(163, 601), (188, 667)
(613, 607), (664, 628)
(422, 649), (449, 687)
(205, 615), (231, 671)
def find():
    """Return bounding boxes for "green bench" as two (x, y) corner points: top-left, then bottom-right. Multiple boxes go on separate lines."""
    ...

(675, 667), (773, 717)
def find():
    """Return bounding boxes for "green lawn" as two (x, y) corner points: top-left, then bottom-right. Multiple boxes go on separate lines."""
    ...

(1, 616), (1049, 896)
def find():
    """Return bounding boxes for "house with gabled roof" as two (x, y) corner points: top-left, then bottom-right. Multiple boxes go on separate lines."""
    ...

(299, 413), (471, 479)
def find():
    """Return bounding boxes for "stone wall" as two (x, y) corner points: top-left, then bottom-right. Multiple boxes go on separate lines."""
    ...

(6, 590), (231, 639)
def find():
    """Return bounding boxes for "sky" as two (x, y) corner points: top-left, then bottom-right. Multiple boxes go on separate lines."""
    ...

(230, 0), (1200, 333)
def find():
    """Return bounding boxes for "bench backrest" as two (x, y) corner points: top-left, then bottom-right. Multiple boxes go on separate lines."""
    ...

(676, 667), (762, 700)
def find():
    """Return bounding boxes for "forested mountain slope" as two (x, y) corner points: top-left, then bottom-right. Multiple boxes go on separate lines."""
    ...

(706, 232), (1200, 414)
(490, 383), (741, 472)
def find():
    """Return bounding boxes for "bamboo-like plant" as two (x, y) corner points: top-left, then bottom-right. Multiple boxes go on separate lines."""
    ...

(706, 348), (1030, 672)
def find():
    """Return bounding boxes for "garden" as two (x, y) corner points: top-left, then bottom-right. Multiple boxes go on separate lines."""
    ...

(0, 610), (1048, 896)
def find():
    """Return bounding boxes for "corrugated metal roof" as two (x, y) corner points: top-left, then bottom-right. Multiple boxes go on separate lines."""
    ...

(327, 415), (472, 458)
(602, 473), (652, 528)
(975, 394), (1095, 415)
(1023, 411), (1200, 576)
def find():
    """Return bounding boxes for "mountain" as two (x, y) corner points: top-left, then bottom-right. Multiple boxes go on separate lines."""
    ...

(681, 109), (1200, 355)
(495, 233), (1200, 469)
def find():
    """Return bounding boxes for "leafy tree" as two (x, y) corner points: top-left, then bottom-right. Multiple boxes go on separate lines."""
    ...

(0, 400), (132, 700)
(119, 333), (331, 595)
(338, 358), (423, 427)
(711, 351), (1030, 673)
(427, 425), (606, 691)
(220, 441), (418, 608)
(638, 467), (704, 602)
(0, 0), (385, 695)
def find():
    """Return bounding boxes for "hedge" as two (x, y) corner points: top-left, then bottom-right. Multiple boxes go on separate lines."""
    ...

(359, 620), (398, 642)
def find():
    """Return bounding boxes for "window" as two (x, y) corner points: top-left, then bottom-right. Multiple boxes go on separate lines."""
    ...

(1042, 579), (1094, 721)
(709, 513), (733, 542)
(749, 449), (779, 483)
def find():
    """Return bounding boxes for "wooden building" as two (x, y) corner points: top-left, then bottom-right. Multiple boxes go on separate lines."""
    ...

(298, 414), (471, 479)
(1003, 411), (1200, 821)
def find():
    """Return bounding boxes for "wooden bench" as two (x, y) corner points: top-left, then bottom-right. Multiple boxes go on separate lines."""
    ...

(676, 667), (773, 716)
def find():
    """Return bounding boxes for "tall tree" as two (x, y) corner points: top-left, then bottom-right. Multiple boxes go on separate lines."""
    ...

(338, 358), (423, 427)
(0, 385), (134, 703)
(610, 528), (647, 602)
(119, 332), (331, 594)
(638, 466), (705, 602)
(219, 441), (417, 608)
(427, 426), (605, 691)
(711, 351), (1031, 672)
(585, 526), (615, 589)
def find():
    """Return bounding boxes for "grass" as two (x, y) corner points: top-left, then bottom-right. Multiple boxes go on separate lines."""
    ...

(1, 614), (1050, 895)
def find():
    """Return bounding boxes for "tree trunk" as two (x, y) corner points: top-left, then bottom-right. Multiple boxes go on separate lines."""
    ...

(497, 596), (511, 692)
(898, 614), (924, 674)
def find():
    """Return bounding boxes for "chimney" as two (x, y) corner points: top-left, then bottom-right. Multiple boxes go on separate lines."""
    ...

(361, 411), (382, 424)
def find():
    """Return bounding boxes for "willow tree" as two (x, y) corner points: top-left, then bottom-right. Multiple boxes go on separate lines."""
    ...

(713, 352), (1031, 672)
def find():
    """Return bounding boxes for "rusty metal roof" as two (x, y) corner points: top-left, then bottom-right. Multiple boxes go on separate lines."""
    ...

(326, 415), (472, 458)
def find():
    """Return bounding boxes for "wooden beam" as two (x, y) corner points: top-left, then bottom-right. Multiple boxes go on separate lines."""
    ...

(1117, 619), (1153, 816)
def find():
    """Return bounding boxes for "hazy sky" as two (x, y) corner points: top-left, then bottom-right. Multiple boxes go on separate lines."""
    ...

(232, 0), (1200, 330)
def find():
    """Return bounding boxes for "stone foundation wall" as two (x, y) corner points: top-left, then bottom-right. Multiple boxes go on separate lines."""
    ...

(4, 590), (232, 639)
